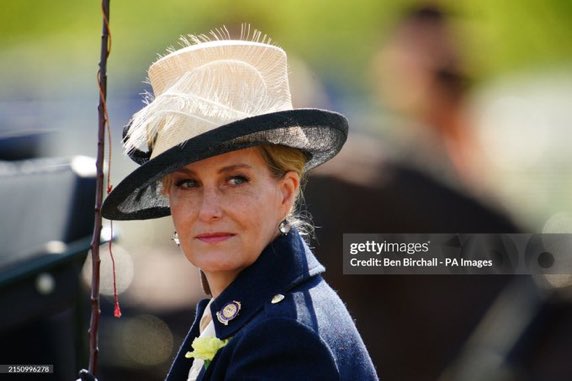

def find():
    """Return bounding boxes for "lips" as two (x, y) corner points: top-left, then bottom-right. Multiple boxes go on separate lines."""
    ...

(195, 232), (235, 244)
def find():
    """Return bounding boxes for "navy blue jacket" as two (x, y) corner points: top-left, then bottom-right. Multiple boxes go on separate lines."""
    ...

(165, 230), (379, 380)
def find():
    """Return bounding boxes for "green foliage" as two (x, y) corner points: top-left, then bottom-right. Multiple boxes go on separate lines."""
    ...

(1, 0), (571, 85)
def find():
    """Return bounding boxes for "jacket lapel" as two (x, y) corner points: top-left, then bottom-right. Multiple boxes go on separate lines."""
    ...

(165, 298), (210, 381)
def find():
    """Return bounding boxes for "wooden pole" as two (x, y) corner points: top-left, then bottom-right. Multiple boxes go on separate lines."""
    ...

(88, 0), (111, 375)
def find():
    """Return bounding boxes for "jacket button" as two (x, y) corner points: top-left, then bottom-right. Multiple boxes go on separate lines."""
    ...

(271, 294), (285, 304)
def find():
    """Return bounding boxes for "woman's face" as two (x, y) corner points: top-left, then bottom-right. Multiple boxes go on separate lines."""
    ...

(167, 147), (298, 280)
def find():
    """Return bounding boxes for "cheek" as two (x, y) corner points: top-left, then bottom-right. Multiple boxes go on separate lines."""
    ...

(244, 188), (283, 232)
(168, 193), (198, 231)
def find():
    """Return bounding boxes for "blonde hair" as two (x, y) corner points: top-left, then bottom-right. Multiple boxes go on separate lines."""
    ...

(257, 144), (312, 236)
(162, 144), (313, 235)
(257, 144), (306, 179)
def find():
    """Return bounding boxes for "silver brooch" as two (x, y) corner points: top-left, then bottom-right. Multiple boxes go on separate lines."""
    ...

(216, 300), (241, 325)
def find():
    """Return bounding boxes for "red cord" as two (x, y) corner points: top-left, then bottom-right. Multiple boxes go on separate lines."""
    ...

(108, 226), (121, 318)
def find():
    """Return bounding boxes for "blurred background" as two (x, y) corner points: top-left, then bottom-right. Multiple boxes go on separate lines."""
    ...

(1, 0), (571, 380)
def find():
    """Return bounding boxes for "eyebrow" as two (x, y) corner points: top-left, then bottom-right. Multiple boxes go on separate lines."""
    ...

(173, 163), (252, 176)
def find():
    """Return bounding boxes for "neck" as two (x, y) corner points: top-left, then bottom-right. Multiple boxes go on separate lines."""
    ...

(204, 270), (241, 298)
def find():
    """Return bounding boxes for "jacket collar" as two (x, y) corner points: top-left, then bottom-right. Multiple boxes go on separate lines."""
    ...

(209, 229), (324, 339)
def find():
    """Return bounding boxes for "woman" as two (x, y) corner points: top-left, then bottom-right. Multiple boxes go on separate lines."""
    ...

(102, 27), (378, 381)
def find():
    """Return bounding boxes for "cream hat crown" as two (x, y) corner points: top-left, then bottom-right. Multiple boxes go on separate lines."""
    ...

(125, 33), (298, 159)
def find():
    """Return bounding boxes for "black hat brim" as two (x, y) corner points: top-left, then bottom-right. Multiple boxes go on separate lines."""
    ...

(102, 108), (348, 220)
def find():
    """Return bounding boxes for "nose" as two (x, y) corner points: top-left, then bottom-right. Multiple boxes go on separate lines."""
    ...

(198, 186), (223, 222)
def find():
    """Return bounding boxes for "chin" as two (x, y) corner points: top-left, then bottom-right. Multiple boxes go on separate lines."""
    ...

(200, 265), (246, 277)
(190, 255), (242, 273)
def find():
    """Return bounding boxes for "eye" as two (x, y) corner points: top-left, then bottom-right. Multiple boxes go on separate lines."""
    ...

(175, 179), (199, 189)
(228, 175), (249, 186)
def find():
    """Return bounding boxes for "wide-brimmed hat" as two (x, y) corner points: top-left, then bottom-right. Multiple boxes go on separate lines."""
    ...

(102, 29), (348, 220)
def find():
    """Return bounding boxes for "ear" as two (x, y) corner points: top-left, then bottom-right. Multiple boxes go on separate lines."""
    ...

(278, 171), (300, 214)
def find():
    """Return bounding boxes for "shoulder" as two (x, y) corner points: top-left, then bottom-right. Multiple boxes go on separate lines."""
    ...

(261, 275), (360, 339)
(249, 278), (379, 380)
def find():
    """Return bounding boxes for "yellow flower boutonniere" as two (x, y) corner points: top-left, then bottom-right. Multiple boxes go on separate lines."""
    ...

(185, 337), (230, 368)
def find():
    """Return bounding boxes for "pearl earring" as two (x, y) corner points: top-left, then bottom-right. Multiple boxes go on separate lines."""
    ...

(279, 220), (291, 235)
(172, 231), (180, 246)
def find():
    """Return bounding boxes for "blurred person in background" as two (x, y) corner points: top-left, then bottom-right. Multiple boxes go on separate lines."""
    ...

(97, 26), (378, 381)
(370, 3), (486, 194)
(304, 3), (523, 381)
